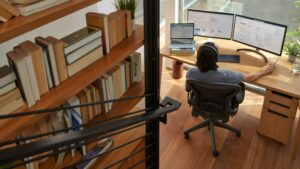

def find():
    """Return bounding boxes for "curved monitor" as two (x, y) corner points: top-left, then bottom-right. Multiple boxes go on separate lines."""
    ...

(187, 9), (234, 39)
(233, 15), (287, 56)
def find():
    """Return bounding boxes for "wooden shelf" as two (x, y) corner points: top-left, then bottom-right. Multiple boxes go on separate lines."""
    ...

(0, 0), (100, 43)
(39, 78), (145, 169)
(0, 25), (144, 140)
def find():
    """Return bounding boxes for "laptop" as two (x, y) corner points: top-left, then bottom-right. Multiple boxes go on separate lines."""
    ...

(170, 23), (195, 49)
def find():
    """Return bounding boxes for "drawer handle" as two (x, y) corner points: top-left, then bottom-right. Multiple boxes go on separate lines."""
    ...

(272, 91), (292, 99)
(268, 109), (288, 118)
(270, 101), (290, 109)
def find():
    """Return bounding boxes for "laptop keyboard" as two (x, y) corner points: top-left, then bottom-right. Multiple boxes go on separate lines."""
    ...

(170, 44), (195, 49)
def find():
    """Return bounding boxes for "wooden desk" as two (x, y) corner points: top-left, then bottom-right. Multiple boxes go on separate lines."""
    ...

(161, 38), (300, 157)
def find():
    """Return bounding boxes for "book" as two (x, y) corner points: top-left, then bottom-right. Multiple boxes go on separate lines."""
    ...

(7, 50), (35, 107)
(0, 6), (13, 22)
(92, 84), (102, 115)
(0, 87), (21, 108)
(67, 96), (82, 118)
(75, 138), (114, 169)
(61, 27), (102, 55)
(111, 66), (122, 99)
(0, 90), (22, 115)
(0, 0), (20, 16)
(124, 60), (131, 89)
(35, 37), (60, 87)
(67, 47), (103, 76)
(124, 10), (132, 37)
(83, 88), (93, 121)
(19, 40), (49, 95)
(0, 97), (23, 128)
(14, 46), (40, 101)
(46, 36), (68, 83)
(0, 65), (16, 88)
(0, 82), (16, 96)
(130, 52), (142, 83)
(65, 37), (102, 64)
(119, 63), (126, 95)
(107, 14), (118, 49)
(92, 79), (106, 114)
(63, 106), (76, 157)
(86, 12), (110, 54)
(103, 74), (113, 111)
(20, 129), (40, 169)
(70, 108), (87, 156)
(77, 91), (89, 124)
(49, 110), (67, 165)
(112, 11), (126, 44)
(99, 77), (109, 113)
(14, 0), (68, 16)
(87, 85), (97, 116)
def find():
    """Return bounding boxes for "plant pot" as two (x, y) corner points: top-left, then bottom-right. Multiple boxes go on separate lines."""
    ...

(172, 61), (183, 79)
(292, 58), (300, 74)
(131, 18), (136, 31)
(288, 55), (296, 63)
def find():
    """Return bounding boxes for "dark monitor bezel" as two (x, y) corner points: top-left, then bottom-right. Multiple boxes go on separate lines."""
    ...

(233, 14), (288, 56)
(187, 9), (235, 40)
(170, 23), (195, 40)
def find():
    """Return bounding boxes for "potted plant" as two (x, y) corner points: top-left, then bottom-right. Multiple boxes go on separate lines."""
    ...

(113, 0), (140, 31)
(284, 41), (300, 62)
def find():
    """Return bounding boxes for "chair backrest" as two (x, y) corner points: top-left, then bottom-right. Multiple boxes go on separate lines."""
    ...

(186, 79), (241, 122)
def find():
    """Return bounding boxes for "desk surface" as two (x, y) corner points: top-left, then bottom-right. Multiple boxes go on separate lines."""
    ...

(161, 38), (300, 99)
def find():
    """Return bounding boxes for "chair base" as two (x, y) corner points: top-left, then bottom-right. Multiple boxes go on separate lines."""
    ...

(184, 119), (241, 157)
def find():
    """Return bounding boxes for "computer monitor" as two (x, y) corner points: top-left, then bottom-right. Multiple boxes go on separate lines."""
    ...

(187, 9), (234, 39)
(233, 15), (287, 56)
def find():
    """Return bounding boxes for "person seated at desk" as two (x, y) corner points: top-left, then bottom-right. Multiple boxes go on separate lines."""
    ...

(186, 42), (276, 84)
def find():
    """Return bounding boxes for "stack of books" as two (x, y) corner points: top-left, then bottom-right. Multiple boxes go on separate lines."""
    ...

(86, 10), (133, 55)
(6, 36), (68, 107)
(61, 27), (104, 76)
(0, 0), (20, 22)
(10, 0), (69, 16)
(97, 52), (142, 113)
(0, 65), (24, 122)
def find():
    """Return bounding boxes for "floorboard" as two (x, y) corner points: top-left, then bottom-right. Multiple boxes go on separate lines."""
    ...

(159, 68), (300, 169)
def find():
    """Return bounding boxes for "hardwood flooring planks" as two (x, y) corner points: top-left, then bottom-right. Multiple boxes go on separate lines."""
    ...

(159, 68), (300, 169)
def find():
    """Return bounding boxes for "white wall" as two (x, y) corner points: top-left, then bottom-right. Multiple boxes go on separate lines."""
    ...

(0, 1), (117, 67)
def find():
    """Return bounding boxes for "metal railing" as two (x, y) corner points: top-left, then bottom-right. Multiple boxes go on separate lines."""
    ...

(0, 96), (180, 169)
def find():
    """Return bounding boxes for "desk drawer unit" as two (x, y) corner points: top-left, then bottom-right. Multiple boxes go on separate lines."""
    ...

(259, 90), (299, 144)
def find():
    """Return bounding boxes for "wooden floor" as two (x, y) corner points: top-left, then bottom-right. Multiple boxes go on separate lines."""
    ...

(159, 68), (300, 169)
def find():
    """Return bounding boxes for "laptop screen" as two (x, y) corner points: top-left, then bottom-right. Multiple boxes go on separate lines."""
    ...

(171, 23), (194, 39)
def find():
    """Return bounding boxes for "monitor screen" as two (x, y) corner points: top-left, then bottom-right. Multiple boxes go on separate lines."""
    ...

(171, 23), (194, 39)
(187, 9), (234, 39)
(233, 15), (287, 55)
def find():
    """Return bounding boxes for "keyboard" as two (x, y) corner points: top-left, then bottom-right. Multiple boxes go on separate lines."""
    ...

(170, 44), (195, 49)
(218, 54), (240, 63)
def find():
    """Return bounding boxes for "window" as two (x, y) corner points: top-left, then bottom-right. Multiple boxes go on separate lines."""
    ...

(181, 0), (300, 32)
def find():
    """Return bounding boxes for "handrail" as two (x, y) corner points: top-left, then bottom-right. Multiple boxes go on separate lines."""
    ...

(0, 96), (180, 164)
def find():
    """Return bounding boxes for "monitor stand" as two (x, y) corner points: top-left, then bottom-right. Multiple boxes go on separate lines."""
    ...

(236, 48), (269, 63)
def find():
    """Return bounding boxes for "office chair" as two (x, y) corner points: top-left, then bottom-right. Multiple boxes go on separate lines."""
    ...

(184, 79), (245, 157)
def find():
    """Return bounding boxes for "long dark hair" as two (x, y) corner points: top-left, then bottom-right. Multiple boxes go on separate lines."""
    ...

(196, 42), (219, 72)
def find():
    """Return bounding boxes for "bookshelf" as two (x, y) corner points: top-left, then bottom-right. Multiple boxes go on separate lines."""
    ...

(0, 1), (146, 167)
(0, 0), (100, 43)
(39, 79), (145, 169)
(0, 25), (145, 169)
(0, 25), (144, 140)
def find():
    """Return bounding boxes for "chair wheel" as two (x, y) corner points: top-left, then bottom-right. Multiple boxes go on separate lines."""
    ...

(184, 133), (190, 139)
(236, 132), (241, 137)
(212, 150), (219, 157)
